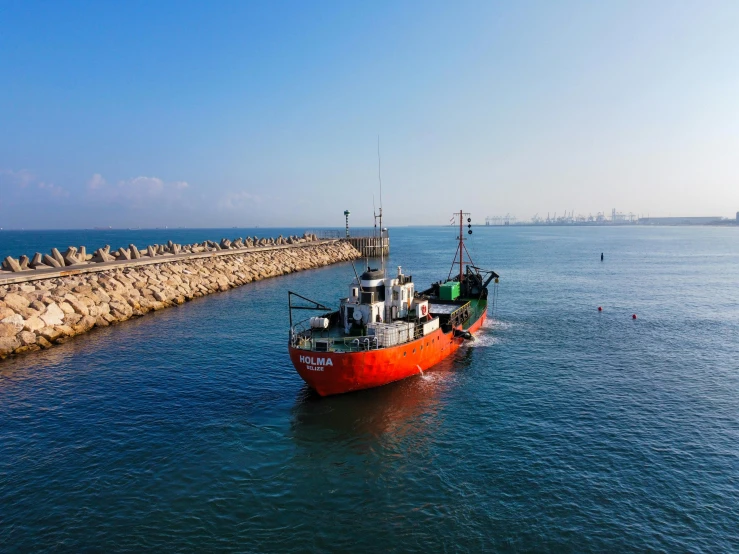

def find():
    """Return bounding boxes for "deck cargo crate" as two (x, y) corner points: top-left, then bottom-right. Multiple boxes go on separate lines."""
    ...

(439, 281), (460, 301)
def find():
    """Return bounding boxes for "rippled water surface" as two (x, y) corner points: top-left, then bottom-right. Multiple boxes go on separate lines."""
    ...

(1, 226), (738, 552)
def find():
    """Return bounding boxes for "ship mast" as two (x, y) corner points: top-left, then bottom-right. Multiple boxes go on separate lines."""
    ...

(377, 136), (385, 274)
(448, 210), (473, 284)
(459, 209), (464, 283)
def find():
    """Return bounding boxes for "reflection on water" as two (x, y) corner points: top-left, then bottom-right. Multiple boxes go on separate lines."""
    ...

(292, 370), (442, 439)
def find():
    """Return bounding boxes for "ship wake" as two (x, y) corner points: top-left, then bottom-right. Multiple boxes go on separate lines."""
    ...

(467, 317), (508, 348)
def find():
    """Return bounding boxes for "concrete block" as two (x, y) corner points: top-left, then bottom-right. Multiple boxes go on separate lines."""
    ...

(91, 248), (114, 263)
(3, 256), (23, 272)
(30, 253), (45, 268)
(43, 254), (62, 268)
(63, 247), (80, 266)
(51, 248), (65, 267)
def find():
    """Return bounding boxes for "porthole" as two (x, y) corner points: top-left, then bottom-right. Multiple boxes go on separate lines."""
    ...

(403, 352), (407, 357)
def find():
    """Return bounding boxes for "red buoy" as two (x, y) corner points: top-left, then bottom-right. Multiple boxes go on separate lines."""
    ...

(632, 314), (637, 319)
(598, 306), (602, 311)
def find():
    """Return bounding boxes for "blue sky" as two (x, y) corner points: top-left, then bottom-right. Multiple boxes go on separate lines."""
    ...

(1, 0), (738, 229)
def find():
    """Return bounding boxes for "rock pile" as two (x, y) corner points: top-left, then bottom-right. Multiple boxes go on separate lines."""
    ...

(0, 241), (359, 359)
(1, 233), (321, 273)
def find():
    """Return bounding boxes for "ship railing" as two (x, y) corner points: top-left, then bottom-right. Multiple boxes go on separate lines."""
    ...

(288, 320), (378, 352)
(290, 321), (315, 347)
(290, 320), (429, 352)
(308, 228), (388, 240)
(448, 302), (471, 329)
(290, 331), (381, 352)
(309, 230), (343, 240)
(366, 320), (427, 347)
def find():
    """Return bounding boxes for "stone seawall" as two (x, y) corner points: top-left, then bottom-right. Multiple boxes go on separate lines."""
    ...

(0, 241), (360, 360)
(1, 233), (320, 274)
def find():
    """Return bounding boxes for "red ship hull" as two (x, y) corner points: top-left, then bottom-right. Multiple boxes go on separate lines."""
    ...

(289, 309), (487, 396)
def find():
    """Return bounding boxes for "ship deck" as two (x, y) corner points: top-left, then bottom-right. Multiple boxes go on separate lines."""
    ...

(291, 297), (487, 354)
(462, 297), (487, 329)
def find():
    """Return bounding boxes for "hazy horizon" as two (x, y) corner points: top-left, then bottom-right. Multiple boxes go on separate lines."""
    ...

(0, 220), (735, 233)
(2, 1), (739, 229)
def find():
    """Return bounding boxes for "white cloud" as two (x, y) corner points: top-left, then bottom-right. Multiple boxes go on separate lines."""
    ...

(218, 190), (262, 211)
(0, 168), (68, 198)
(87, 173), (106, 189)
(37, 181), (69, 197)
(87, 174), (191, 208)
(1, 169), (196, 226)
(0, 168), (37, 188)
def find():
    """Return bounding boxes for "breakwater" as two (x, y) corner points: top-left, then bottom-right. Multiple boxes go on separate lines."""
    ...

(1, 233), (319, 275)
(0, 237), (361, 360)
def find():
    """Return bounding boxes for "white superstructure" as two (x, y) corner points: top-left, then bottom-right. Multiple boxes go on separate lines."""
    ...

(339, 266), (438, 343)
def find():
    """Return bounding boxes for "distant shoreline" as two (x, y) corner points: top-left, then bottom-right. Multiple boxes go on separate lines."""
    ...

(1, 222), (737, 232)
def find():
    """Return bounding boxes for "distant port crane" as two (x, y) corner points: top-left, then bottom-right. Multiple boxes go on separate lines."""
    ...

(489, 209), (643, 225)
(530, 209), (639, 225)
(485, 215), (517, 226)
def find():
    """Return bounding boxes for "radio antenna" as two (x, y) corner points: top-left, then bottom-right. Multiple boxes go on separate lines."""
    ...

(373, 194), (377, 235)
(377, 136), (383, 209)
(377, 135), (384, 272)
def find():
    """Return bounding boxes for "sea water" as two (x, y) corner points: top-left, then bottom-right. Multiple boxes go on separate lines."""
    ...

(1, 226), (738, 552)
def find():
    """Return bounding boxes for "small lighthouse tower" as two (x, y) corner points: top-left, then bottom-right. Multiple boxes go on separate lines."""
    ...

(344, 210), (351, 238)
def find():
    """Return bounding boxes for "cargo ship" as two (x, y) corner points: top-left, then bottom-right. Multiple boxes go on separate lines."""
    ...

(288, 211), (499, 396)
